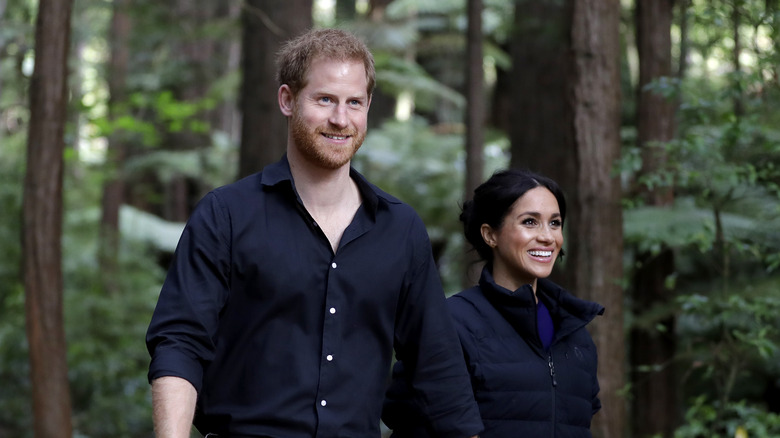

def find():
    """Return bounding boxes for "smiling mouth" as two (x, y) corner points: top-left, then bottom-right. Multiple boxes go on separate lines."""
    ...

(323, 133), (350, 140)
(528, 250), (553, 257)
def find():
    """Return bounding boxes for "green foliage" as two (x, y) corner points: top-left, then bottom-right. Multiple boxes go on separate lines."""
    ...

(678, 277), (780, 392)
(353, 116), (508, 291)
(675, 397), (780, 438)
(373, 51), (466, 112)
(620, 2), (780, 433)
(0, 129), (31, 435)
(62, 163), (163, 438)
(90, 91), (217, 148)
(65, 239), (162, 438)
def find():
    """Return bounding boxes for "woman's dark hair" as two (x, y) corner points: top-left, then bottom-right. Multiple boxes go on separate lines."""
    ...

(460, 169), (567, 263)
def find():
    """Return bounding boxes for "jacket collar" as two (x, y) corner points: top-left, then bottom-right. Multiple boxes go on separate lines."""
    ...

(478, 266), (604, 348)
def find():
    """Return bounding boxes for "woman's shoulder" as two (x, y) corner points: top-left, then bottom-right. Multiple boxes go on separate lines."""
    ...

(446, 286), (501, 334)
(447, 286), (485, 312)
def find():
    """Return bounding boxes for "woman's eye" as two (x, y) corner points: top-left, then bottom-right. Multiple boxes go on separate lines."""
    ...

(522, 218), (537, 226)
(550, 220), (562, 227)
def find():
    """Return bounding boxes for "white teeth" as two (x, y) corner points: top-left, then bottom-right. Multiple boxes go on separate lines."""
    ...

(529, 250), (552, 257)
(324, 134), (347, 140)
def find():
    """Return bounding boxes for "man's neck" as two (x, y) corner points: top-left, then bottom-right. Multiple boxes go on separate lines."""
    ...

(287, 151), (362, 252)
(287, 153), (354, 210)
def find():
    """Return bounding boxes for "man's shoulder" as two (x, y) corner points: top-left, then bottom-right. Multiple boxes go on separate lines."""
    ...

(209, 172), (266, 201)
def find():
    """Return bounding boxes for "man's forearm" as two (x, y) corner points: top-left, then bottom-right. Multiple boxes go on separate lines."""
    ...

(152, 376), (197, 438)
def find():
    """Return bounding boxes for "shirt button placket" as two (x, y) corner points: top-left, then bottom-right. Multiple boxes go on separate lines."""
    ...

(318, 260), (338, 422)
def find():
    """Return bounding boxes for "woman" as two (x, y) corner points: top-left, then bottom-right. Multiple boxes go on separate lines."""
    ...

(383, 169), (604, 437)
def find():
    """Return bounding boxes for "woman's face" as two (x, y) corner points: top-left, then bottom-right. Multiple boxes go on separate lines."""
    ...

(481, 187), (564, 292)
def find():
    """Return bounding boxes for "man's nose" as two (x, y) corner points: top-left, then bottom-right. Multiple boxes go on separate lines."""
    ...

(329, 104), (348, 128)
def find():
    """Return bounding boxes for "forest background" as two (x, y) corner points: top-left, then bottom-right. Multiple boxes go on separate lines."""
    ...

(1, 0), (780, 437)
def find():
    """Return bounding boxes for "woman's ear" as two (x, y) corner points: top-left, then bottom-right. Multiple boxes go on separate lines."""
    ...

(278, 84), (295, 116)
(480, 224), (497, 248)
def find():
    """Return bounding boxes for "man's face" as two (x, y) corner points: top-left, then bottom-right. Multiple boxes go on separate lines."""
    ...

(286, 57), (371, 170)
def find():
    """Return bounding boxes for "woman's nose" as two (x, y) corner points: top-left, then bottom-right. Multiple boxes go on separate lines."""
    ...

(538, 225), (554, 242)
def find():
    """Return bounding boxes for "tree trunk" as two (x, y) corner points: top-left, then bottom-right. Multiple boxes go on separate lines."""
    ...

(509, 1), (574, 195)
(568, 2), (625, 437)
(99, 0), (131, 295)
(238, 0), (312, 179)
(509, 2), (625, 434)
(464, 0), (484, 200)
(732, 0), (744, 117)
(335, 0), (356, 23)
(23, 0), (74, 435)
(631, 1), (678, 437)
(677, 0), (691, 80)
(367, 0), (393, 22)
(462, 0), (484, 288)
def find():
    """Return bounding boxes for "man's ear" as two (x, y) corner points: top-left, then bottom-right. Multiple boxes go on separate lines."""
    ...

(278, 84), (294, 116)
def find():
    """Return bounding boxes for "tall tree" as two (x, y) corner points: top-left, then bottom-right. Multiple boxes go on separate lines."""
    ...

(509, 1), (625, 436)
(164, 0), (234, 221)
(22, 0), (74, 435)
(732, 0), (744, 116)
(238, 0), (312, 179)
(568, 3), (625, 436)
(509, 1), (575, 191)
(631, 1), (678, 437)
(99, 0), (131, 294)
(677, 0), (692, 79)
(464, 0), (484, 200)
(335, 0), (356, 23)
(462, 0), (485, 287)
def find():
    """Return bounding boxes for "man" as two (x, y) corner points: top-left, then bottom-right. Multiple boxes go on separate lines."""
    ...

(146, 28), (483, 438)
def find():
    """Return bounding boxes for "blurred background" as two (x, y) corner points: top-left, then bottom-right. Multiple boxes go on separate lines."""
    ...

(2, 0), (780, 436)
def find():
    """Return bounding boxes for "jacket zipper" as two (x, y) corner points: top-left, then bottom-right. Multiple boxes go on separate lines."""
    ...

(548, 352), (557, 438)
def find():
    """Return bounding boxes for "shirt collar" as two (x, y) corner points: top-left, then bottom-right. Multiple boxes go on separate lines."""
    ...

(259, 154), (379, 219)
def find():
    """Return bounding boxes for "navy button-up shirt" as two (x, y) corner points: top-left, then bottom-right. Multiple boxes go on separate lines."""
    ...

(146, 156), (483, 438)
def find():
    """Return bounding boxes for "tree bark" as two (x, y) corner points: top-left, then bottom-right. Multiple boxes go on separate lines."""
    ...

(464, 0), (484, 200)
(335, 0), (356, 23)
(509, 0), (574, 194)
(509, 2), (625, 434)
(631, 1), (678, 437)
(677, 0), (691, 80)
(462, 0), (485, 288)
(732, 0), (744, 116)
(568, 2), (625, 437)
(99, 0), (131, 295)
(23, 0), (74, 435)
(238, 0), (312, 179)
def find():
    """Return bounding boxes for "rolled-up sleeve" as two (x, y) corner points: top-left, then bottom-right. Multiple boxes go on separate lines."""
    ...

(145, 192), (232, 392)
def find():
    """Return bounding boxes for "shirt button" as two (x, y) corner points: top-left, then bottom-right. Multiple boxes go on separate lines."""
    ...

(321, 400), (327, 406)
(329, 307), (336, 314)
(326, 354), (333, 361)
(331, 262), (337, 269)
